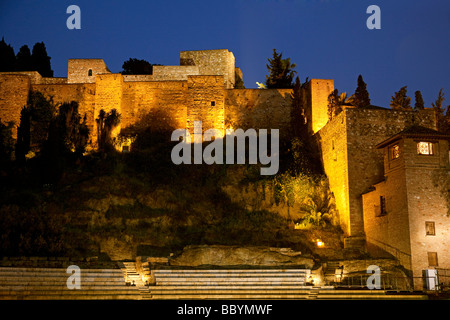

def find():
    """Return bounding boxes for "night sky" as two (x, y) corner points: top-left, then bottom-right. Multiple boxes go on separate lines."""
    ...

(1, 0), (450, 109)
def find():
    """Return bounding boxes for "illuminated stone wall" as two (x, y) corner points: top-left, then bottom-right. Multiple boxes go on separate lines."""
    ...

(224, 88), (293, 138)
(152, 65), (199, 81)
(180, 49), (235, 89)
(315, 110), (351, 235)
(0, 74), (31, 138)
(121, 80), (188, 130)
(68, 59), (110, 84)
(405, 137), (449, 286)
(362, 164), (412, 270)
(305, 79), (334, 134)
(186, 75), (225, 135)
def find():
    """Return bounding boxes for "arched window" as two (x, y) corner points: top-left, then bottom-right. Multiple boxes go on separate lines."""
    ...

(88, 69), (93, 76)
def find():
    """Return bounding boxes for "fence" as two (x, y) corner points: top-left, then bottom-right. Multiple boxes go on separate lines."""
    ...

(331, 269), (450, 292)
(436, 268), (450, 291)
(332, 273), (413, 291)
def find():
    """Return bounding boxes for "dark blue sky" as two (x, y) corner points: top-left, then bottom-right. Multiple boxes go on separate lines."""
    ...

(1, 0), (450, 108)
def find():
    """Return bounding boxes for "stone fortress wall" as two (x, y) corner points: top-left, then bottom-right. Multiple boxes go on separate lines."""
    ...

(0, 49), (295, 143)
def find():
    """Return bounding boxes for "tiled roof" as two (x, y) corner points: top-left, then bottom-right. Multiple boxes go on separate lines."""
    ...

(376, 125), (450, 149)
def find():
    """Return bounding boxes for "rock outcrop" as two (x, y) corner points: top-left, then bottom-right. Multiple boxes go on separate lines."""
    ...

(169, 245), (314, 268)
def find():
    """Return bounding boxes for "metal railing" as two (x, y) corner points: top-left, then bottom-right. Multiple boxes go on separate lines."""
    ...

(330, 271), (450, 293)
(331, 273), (413, 291)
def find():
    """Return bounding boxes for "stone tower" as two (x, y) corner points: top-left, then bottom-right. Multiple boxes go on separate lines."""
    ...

(363, 126), (450, 289)
(311, 103), (437, 248)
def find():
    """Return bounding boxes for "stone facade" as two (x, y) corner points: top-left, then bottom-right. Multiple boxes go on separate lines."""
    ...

(67, 59), (110, 84)
(305, 79), (334, 134)
(180, 49), (235, 89)
(0, 74), (31, 137)
(362, 128), (450, 289)
(315, 107), (437, 240)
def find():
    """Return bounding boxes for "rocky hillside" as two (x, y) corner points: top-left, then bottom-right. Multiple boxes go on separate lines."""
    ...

(0, 144), (344, 262)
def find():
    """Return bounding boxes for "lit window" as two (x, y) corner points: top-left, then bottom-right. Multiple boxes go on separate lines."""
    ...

(390, 144), (400, 160)
(88, 69), (93, 76)
(425, 222), (435, 236)
(417, 142), (434, 155)
(428, 252), (438, 267)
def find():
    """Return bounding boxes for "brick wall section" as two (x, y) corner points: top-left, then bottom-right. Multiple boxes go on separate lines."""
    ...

(68, 59), (110, 84)
(40, 77), (67, 84)
(152, 66), (199, 81)
(121, 80), (188, 131)
(187, 75), (225, 135)
(404, 138), (450, 286)
(225, 88), (293, 139)
(180, 50), (235, 89)
(305, 79), (334, 134)
(0, 74), (31, 138)
(315, 110), (350, 235)
(0, 71), (42, 84)
(362, 169), (412, 270)
(122, 75), (154, 82)
(363, 136), (450, 288)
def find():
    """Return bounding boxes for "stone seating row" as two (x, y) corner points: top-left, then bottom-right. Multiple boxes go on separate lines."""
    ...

(0, 267), (142, 300)
(147, 268), (313, 299)
(145, 269), (427, 300)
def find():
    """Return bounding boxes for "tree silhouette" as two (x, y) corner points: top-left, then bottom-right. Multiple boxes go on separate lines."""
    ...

(414, 90), (425, 110)
(265, 49), (297, 88)
(96, 109), (121, 152)
(15, 45), (32, 71)
(390, 86), (411, 110)
(290, 76), (307, 138)
(121, 58), (153, 75)
(44, 101), (89, 157)
(0, 119), (14, 163)
(31, 42), (53, 77)
(354, 75), (371, 108)
(327, 89), (356, 120)
(15, 90), (56, 161)
(0, 37), (16, 72)
(431, 89), (448, 133)
(15, 107), (31, 163)
(234, 70), (245, 89)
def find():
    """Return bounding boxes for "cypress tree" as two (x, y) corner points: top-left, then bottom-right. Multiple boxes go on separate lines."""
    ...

(265, 49), (297, 88)
(31, 42), (53, 77)
(390, 86), (411, 110)
(414, 90), (425, 110)
(354, 75), (371, 108)
(16, 45), (32, 71)
(0, 37), (16, 72)
(291, 76), (307, 138)
(432, 89), (446, 132)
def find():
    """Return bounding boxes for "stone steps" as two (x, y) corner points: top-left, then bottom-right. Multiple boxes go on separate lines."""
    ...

(148, 289), (427, 300)
(0, 267), (142, 300)
(0, 294), (143, 300)
(147, 268), (312, 299)
(144, 268), (427, 300)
